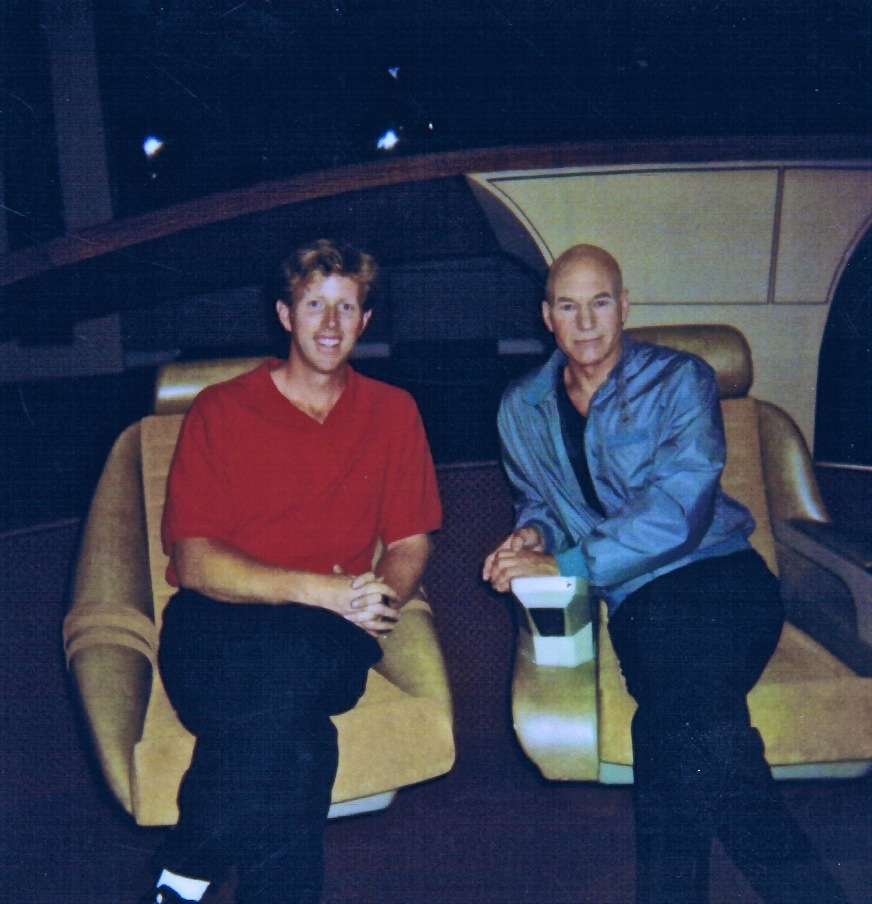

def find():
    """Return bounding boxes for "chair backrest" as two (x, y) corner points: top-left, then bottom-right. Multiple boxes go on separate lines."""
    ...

(627, 324), (753, 399)
(153, 356), (268, 414)
(141, 414), (186, 631)
(143, 358), (273, 626)
(627, 324), (776, 574)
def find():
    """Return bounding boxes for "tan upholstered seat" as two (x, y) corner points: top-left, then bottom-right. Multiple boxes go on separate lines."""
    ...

(63, 359), (455, 826)
(512, 324), (872, 783)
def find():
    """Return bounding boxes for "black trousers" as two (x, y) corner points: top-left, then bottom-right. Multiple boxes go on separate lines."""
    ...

(155, 589), (382, 904)
(608, 549), (847, 904)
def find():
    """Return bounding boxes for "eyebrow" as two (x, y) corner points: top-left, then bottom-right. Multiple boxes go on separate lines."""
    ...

(555, 291), (615, 303)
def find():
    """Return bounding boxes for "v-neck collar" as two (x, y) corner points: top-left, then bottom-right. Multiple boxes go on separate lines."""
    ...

(264, 360), (358, 427)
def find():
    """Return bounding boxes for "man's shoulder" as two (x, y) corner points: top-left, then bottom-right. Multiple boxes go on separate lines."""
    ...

(501, 351), (560, 410)
(352, 369), (418, 410)
(186, 359), (275, 417)
(625, 337), (715, 383)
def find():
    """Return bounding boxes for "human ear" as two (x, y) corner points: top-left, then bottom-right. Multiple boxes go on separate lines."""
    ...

(541, 300), (555, 333)
(619, 291), (630, 325)
(276, 300), (292, 333)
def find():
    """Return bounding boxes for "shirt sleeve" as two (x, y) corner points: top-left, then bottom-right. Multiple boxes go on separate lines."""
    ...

(497, 389), (573, 556)
(378, 393), (442, 545)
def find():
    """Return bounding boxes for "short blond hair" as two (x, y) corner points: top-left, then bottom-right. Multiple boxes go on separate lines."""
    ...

(277, 239), (379, 310)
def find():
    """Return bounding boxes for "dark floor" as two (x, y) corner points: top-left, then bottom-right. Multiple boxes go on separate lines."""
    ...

(4, 470), (872, 904)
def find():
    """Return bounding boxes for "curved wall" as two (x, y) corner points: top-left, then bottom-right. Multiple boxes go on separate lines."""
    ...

(468, 161), (872, 446)
(3, 139), (872, 449)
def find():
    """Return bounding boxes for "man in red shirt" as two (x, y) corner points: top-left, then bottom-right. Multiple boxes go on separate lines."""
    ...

(140, 239), (442, 904)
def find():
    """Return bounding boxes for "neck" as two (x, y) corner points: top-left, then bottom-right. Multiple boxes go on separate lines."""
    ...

(562, 355), (618, 416)
(271, 357), (349, 423)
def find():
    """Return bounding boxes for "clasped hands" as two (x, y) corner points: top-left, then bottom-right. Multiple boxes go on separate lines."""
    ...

(482, 526), (559, 594)
(331, 566), (399, 637)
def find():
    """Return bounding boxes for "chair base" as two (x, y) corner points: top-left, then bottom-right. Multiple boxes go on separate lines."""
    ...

(598, 760), (872, 785)
(327, 790), (397, 819)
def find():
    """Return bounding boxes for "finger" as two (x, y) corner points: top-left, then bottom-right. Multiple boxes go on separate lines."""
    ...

(492, 548), (524, 570)
(354, 574), (392, 593)
(485, 563), (513, 593)
(355, 580), (396, 605)
(489, 557), (534, 588)
(349, 591), (380, 610)
(350, 571), (376, 590)
(347, 605), (398, 631)
(373, 598), (400, 622)
(486, 534), (513, 560)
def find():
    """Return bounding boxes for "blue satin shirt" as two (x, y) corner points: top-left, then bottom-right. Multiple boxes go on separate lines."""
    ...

(497, 337), (754, 612)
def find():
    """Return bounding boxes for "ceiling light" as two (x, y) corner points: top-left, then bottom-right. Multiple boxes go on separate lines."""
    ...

(142, 136), (165, 158)
(376, 129), (400, 151)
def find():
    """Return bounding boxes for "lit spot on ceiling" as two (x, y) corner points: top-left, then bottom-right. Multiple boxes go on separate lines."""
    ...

(376, 129), (400, 151)
(142, 136), (165, 158)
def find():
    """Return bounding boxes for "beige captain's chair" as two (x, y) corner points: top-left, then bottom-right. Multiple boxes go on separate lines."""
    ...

(63, 358), (455, 826)
(510, 324), (872, 784)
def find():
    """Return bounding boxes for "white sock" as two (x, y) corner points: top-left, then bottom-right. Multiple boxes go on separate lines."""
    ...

(156, 869), (211, 901)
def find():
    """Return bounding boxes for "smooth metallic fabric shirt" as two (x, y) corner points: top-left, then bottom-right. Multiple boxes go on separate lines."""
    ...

(497, 337), (754, 612)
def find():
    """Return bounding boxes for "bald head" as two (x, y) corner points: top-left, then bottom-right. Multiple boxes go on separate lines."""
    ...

(545, 244), (624, 303)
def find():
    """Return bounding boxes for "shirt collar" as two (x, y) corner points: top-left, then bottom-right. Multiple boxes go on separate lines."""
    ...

(523, 337), (639, 407)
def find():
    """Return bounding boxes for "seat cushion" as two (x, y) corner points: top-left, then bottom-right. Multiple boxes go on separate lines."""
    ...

(720, 398), (777, 575)
(597, 610), (872, 772)
(131, 668), (455, 825)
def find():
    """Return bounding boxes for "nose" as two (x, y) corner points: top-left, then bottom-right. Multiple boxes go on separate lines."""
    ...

(577, 304), (594, 331)
(322, 305), (339, 329)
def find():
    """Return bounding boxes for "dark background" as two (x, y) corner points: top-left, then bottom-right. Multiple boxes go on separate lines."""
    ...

(3, 1), (871, 235)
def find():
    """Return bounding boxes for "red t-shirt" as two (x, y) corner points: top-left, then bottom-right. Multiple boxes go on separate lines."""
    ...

(162, 360), (442, 586)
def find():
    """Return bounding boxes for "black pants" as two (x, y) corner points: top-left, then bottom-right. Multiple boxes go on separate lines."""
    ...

(608, 549), (847, 904)
(155, 589), (382, 904)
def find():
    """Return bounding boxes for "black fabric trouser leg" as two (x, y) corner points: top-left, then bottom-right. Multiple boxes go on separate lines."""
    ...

(154, 589), (382, 904)
(608, 549), (847, 904)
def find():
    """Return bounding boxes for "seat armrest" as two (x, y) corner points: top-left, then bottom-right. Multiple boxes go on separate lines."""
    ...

(511, 576), (593, 667)
(374, 599), (453, 716)
(67, 645), (153, 815)
(773, 518), (872, 646)
(777, 519), (872, 571)
(64, 421), (157, 815)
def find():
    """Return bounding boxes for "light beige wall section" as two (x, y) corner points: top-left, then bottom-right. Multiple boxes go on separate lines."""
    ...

(467, 163), (872, 450)
(775, 168), (872, 303)
(627, 303), (829, 447)
(469, 167), (779, 304)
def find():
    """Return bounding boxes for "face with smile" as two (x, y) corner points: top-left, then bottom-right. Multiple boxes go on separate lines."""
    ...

(542, 255), (629, 383)
(277, 272), (372, 377)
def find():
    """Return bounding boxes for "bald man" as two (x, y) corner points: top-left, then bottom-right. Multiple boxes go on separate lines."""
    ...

(484, 245), (846, 904)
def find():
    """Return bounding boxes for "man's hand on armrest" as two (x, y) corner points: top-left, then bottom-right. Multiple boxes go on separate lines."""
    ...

(171, 537), (395, 628)
(482, 527), (557, 594)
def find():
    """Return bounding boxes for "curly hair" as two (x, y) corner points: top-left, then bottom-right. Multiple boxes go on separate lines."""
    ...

(276, 239), (379, 311)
